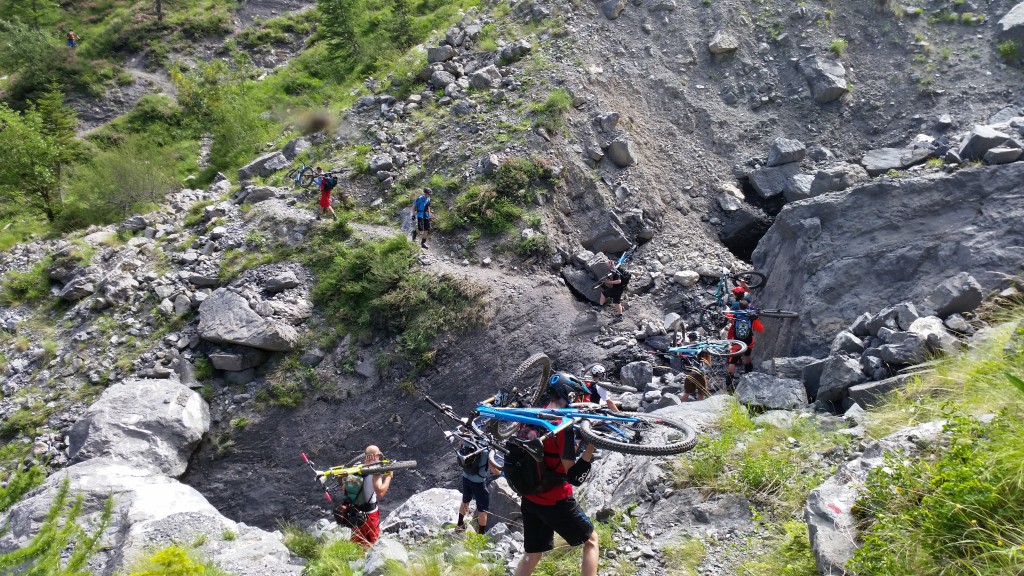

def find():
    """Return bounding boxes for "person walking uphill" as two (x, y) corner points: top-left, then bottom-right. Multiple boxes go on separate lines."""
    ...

(599, 259), (628, 320)
(725, 301), (763, 392)
(514, 375), (600, 576)
(315, 167), (339, 221)
(446, 430), (501, 534)
(413, 188), (432, 249)
(346, 445), (394, 548)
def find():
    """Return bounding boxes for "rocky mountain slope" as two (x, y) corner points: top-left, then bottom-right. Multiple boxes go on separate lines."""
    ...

(2, 0), (1024, 574)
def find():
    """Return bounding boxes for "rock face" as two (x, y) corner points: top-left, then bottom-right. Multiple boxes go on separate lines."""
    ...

(67, 379), (210, 477)
(805, 421), (945, 575)
(753, 164), (1024, 356)
(237, 151), (289, 181)
(198, 288), (300, 352)
(382, 488), (460, 540)
(606, 139), (638, 167)
(798, 56), (848, 103)
(998, 2), (1024, 45)
(735, 372), (808, 410)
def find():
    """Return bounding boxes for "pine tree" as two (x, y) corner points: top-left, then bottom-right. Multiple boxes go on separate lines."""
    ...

(317, 0), (362, 63)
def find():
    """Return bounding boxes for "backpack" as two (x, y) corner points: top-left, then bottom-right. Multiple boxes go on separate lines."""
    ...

(456, 440), (484, 476)
(324, 175), (338, 192)
(333, 473), (370, 528)
(617, 267), (632, 288)
(502, 427), (566, 496)
(734, 314), (752, 340)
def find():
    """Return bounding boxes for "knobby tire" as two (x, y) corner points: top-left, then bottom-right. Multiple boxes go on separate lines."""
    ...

(596, 381), (638, 394)
(700, 302), (729, 333)
(578, 414), (697, 455)
(707, 339), (748, 357)
(488, 353), (552, 439)
(758, 309), (800, 319)
(731, 271), (766, 290)
(299, 168), (315, 188)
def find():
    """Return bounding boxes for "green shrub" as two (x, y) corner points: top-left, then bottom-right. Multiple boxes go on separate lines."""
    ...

(828, 38), (848, 56)
(662, 537), (706, 576)
(998, 39), (1021, 61)
(304, 539), (364, 576)
(0, 403), (54, 440)
(850, 409), (1024, 575)
(740, 520), (818, 575)
(280, 522), (322, 559)
(127, 545), (231, 576)
(0, 258), (52, 306)
(515, 233), (550, 257)
(531, 88), (573, 133)
(452, 184), (523, 234)
(492, 157), (543, 201)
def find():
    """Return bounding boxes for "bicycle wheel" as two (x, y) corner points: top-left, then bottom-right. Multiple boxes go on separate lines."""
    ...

(731, 271), (766, 290)
(578, 414), (697, 455)
(488, 353), (552, 439)
(299, 167), (315, 188)
(360, 460), (418, 474)
(700, 302), (729, 333)
(705, 339), (748, 357)
(757, 308), (799, 319)
(596, 381), (638, 394)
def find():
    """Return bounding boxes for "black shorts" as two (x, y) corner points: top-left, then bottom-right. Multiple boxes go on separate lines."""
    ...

(461, 476), (490, 512)
(521, 496), (594, 553)
(602, 288), (624, 303)
(417, 217), (431, 232)
(728, 339), (753, 364)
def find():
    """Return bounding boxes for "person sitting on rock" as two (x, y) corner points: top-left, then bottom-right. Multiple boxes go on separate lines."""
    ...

(725, 302), (763, 392)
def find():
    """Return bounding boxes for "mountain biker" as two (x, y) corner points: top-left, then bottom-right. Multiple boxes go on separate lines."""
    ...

(581, 365), (619, 411)
(447, 429), (501, 534)
(599, 260), (625, 320)
(725, 301), (763, 392)
(514, 374), (599, 576)
(729, 282), (752, 309)
(349, 445), (393, 547)
(316, 167), (338, 221)
(413, 188), (432, 249)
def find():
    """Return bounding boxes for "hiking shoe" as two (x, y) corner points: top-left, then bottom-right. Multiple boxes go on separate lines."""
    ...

(421, 241), (428, 250)
(454, 523), (467, 534)
(411, 230), (417, 240)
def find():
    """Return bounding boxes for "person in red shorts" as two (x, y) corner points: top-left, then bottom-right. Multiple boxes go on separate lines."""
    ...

(514, 375), (599, 576)
(349, 445), (393, 547)
(725, 300), (763, 392)
(314, 167), (338, 221)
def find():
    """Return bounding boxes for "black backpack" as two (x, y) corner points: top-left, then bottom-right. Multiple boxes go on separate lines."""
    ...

(456, 440), (484, 475)
(324, 175), (338, 192)
(617, 267), (632, 288)
(503, 428), (566, 496)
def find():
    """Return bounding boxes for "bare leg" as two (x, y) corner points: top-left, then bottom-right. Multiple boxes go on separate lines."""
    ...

(514, 552), (544, 576)
(581, 531), (600, 576)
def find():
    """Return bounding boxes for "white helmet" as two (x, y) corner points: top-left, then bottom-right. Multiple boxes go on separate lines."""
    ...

(589, 365), (606, 377)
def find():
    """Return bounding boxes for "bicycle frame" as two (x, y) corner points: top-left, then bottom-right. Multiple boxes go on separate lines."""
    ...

(475, 403), (645, 447)
(314, 460), (399, 479)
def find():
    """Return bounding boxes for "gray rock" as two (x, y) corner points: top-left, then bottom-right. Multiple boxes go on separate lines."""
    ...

(241, 185), (278, 204)
(225, 368), (255, 386)
(735, 372), (808, 410)
(983, 146), (1022, 165)
(815, 355), (868, 409)
(767, 356), (819, 380)
(849, 312), (873, 337)
(173, 293), (192, 315)
(209, 348), (267, 372)
(861, 146), (934, 176)
(363, 538), (409, 576)
(859, 355), (889, 381)
(382, 488), (458, 539)
(879, 332), (929, 365)
(748, 162), (801, 198)
(560, 266), (603, 304)
(708, 30), (739, 54)
(237, 151), (289, 181)
(429, 70), (457, 88)
(829, 331), (864, 355)
(767, 138), (806, 167)
(908, 316), (960, 356)
(59, 269), (100, 301)
(648, 0), (676, 11)
(68, 379), (210, 477)
(264, 271), (300, 294)
(606, 139), (638, 167)
(598, 112), (620, 132)
(923, 272), (984, 317)
(198, 289), (299, 352)
(809, 163), (870, 196)
(281, 136), (311, 161)
(124, 215), (149, 232)
(783, 174), (816, 202)
(672, 270), (700, 287)
(188, 273), (219, 287)
(369, 154), (394, 173)
(751, 164), (1024, 357)
(620, 361), (654, 391)
(943, 313), (972, 334)
(469, 65), (502, 89)
(848, 374), (912, 407)
(427, 45), (456, 63)
(582, 220), (632, 253)
(753, 410), (798, 429)
(498, 39), (532, 63)
(602, 0), (626, 19)
(958, 125), (1012, 161)
(718, 193), (744, 212)
(997, 2), (1024, 46)
(797, 56), (848, 103)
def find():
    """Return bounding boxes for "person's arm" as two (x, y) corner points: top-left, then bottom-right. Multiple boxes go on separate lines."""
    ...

(373, 473), (392, 499)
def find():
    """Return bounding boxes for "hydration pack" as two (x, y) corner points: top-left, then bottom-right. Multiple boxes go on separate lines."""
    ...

(324, 175), (338, 192)
(734, 315), (752, 340)
(457, 441), (484, 476)
(617, 267), (632, 288)
(502, 427), (566, 496)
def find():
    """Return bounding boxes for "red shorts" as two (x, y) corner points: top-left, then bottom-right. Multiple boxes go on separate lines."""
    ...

(350, 509), (380, 547)
(318, 191), (332, 208)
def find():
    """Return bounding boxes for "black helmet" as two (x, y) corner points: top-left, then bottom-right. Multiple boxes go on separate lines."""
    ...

(548, 372), (587, 404)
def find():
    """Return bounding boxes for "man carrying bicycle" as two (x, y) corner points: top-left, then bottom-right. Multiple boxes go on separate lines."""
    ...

(349, 445), (393, 547)
(514, 375), (600, 576)
(725, 301), (763, 392)
(599, 260), (625, 321)
(446, 429), (501, 534)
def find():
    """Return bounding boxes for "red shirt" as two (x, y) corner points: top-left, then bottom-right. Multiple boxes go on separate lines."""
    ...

(727, 314), (764, 341)
(524, 427), (576, 506)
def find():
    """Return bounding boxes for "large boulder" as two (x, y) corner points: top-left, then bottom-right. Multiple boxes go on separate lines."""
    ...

(237, 151), (289, 181)
(798, 56), (848, 103)
(708, 30), (739, 54)
(879, 331), (930, 365)
(382, 488), (460, 540)
(620, 361), (654, 391)
(815, 355), (868, 410)
(997, 2), (1024, 46)
(363, 538), (409, 576)
(469, 65), (502, 89)
(861, 146), (934, 176)
(198, 289), (300, 352)
(805, 421), (945, 575)
(907, 316), (960, 356)
(0, 458), (301, 576)
(735, 372), (808, 410)
(922, 272), (984, 318)
(605, 139), (638, 167)
(748, 162), (801, 199)
(560, 266), (603, 304)
(809, 163), (870, 197)
(958, 125), (1013, 161)
(67, 379), (209, 477)
(766, 138), (806, 167)
(582, 220), (632, 254)
(752, 163), (1024, 357)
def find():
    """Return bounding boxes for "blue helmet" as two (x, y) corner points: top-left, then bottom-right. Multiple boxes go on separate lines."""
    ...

(548, 372), (587, 404)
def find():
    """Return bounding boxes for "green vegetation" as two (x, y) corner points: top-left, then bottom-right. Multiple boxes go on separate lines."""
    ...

(531, 88), (573, 133)
(305, 223), (489, 370)
(280, 522), (323, 559)
(0, 258), (52, 306)
(828, 38), (848, 56)
(661, 537), (706, 576)
(0, 402), (55, 440)
(672, 400), (852, 515)
(998, 39), (1021, 62)
(740, 520), (818, 575)
(442, 157), (552, 235)
(0, 443), (46, 513)
(126, 545), (231, 576)
(0, 478), (113, 575)
(304, 539), (364, 576)
(236, 13), (313, 50)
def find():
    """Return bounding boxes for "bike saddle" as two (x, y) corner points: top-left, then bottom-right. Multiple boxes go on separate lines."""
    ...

(507, 436), (545, 462)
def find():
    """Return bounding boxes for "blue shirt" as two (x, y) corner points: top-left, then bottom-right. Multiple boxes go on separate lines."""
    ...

(414, 195), (431, 219)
